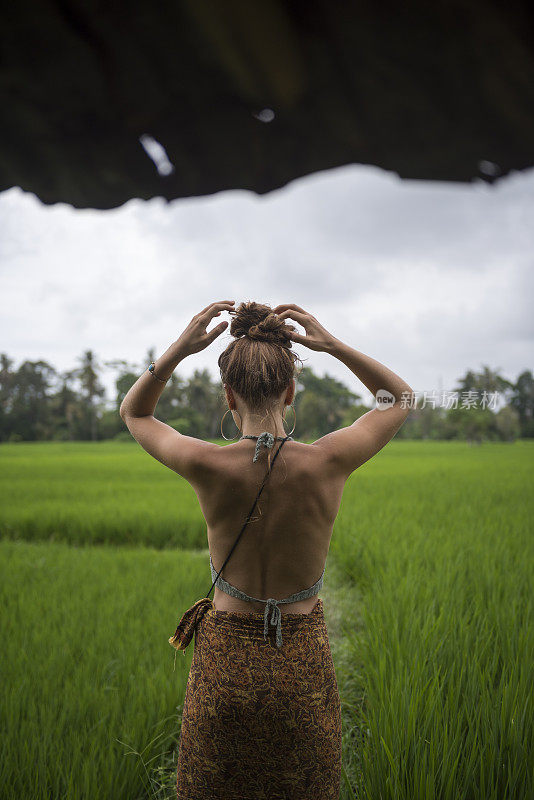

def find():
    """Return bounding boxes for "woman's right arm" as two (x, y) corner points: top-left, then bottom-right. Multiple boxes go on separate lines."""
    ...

(273, 303), (415, 477)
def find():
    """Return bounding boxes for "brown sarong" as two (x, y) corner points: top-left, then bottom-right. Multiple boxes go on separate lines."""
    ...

(172, 597), (342, 800)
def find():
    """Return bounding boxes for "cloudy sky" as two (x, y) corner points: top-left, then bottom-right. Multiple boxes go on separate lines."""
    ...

(1, 162), (533, 408)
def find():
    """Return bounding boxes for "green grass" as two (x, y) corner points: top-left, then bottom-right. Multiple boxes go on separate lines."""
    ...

(332, 440), (533, 800)
(0, 442), (205, 549)
(0, 439), (532, 799)
(0, 541), (209, 800)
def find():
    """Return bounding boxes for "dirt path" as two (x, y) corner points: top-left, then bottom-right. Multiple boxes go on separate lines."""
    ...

(322, 553), (367, 799)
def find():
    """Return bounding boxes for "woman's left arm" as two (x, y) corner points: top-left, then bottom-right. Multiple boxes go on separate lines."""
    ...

(119, 300), (234, 480)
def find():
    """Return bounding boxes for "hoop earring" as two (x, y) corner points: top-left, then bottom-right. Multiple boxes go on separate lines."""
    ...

(283, 404), (296, 436)
(220, 408), (243, 440)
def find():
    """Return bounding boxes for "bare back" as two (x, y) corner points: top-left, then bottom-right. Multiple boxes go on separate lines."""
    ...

(192, 438), (347, 614)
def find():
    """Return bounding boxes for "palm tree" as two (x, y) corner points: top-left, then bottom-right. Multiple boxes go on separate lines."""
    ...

(72, 350), (106, 441)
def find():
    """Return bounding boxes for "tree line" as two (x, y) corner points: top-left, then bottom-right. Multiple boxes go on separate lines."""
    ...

(0, 350), (532, 443)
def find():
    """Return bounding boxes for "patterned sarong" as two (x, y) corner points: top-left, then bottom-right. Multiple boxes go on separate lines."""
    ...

(170, 597), (342, 800)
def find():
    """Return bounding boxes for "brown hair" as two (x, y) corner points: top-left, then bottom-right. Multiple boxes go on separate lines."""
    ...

(218, 300), (303, 426)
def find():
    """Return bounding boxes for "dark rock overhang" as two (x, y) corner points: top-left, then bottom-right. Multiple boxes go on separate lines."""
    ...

(1, 0), (533, 209)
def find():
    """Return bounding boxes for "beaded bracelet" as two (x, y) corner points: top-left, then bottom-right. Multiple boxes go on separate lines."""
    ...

(148, 361), (169, 383)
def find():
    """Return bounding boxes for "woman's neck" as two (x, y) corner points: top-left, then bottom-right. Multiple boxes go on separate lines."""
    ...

(240, 427), (287, 437)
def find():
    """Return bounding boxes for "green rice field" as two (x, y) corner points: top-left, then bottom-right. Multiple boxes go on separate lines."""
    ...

(0, 440), (532, 799)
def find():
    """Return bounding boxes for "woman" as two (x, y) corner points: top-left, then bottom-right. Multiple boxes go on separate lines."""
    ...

(119, 299), (414, 800)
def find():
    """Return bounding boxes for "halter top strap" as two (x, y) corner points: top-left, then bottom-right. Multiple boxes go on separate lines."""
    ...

(209, 554), (325, 649)
(240, 432), (293, 462)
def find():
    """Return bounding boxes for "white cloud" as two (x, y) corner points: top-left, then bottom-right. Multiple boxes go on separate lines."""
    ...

(0, 163), (533, 408)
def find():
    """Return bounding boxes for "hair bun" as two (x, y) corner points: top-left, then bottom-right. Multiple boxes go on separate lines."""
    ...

(229, 301), (296, 346)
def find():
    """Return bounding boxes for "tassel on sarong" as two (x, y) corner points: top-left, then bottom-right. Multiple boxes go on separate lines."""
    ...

(168, 597), (213, 652)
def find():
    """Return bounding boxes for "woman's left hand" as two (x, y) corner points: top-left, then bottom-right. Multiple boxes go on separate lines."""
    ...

(176, 300), (235, 355)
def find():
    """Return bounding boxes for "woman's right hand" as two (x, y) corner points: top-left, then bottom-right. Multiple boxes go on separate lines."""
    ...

(272, 304), (339, 353)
